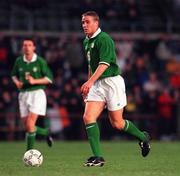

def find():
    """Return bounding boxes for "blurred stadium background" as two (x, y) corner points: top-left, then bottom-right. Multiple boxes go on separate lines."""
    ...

(0, 0), (180, 142)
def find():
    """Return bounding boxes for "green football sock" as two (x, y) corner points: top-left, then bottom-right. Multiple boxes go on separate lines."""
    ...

(86, 122), (102, 157)
(123, 120), (147, 141)
(26, 132), (36, 151)
(35, 126), (49, 136)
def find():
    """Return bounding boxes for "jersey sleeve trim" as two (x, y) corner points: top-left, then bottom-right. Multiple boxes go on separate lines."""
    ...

(45, 76), (53, 83)
(99, 61), (110, 66)
(12, 76), (18, 81)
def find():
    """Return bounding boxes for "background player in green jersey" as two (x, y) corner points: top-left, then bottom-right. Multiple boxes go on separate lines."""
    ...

(11, 38), (53, 151)
(81, 11), (151, 167)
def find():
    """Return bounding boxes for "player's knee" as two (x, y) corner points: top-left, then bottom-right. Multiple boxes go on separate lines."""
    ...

(83, 113), (95, 124)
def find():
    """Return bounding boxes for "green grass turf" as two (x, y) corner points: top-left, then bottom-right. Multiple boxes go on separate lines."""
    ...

(0, 141), (179, 176)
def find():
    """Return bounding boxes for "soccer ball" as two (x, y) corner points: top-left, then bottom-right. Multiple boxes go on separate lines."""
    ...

(23, 149), (43, 167)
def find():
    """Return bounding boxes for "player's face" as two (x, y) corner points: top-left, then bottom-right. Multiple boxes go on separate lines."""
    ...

(82, 15), (99, 37)
(22, 40), (35, 56)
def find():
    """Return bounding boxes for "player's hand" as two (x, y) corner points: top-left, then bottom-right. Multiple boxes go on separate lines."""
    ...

(81, 80), (94, 97)
(15, 81), (23, 89)
(26, 75), (36, 85)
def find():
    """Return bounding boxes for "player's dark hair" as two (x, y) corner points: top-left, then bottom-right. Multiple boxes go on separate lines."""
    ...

(22, 37), (36, 46)
(82, 11), (99, 22)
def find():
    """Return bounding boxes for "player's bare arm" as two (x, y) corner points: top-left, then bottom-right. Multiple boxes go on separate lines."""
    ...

(26, 75), (52, 85)
(81, 64), (108, 96)
(12, 76), (23, 89)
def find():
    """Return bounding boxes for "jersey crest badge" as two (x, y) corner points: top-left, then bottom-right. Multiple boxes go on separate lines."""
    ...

(91, 43), (94, 48)
(19, 68), (23, 72)
(33, 67), (38, 72)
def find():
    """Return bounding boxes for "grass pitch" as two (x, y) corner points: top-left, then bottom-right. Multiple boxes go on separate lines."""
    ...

(0, 141), (179, 176)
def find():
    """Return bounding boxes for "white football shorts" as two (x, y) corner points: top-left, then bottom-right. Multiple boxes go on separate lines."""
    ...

(18, 89), (47, 118)
(86, 75), (127, 111)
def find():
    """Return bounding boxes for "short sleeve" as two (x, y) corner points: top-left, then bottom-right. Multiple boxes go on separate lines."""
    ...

(98, 36), (115, 66)
(11, 59), (18, 77)
(41, 59), (53, 83)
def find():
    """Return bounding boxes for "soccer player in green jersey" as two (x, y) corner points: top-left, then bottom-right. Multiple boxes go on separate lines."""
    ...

(81, 11), (151, 167)
(11, 38), (53, 151)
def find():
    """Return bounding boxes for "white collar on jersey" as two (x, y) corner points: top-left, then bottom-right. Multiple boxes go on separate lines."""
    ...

(23, 53), (37, 63)
(86, 28), (101, 39)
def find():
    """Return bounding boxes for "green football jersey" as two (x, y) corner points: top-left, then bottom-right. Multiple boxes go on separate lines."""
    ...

(83, 30), (120, 79)
(11, 55), (53, 92)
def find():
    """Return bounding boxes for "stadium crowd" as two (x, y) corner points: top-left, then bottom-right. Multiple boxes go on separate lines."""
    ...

(0, 33), (179, 141)
(1, 0), (180, 32)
